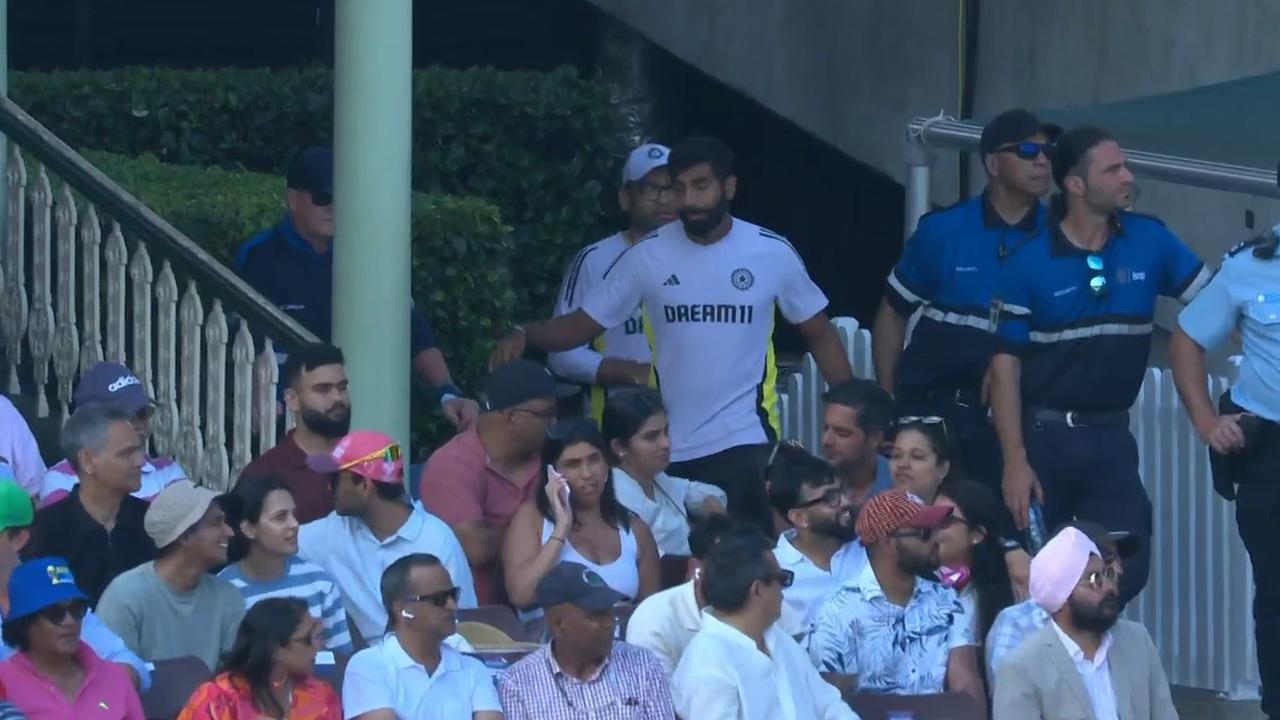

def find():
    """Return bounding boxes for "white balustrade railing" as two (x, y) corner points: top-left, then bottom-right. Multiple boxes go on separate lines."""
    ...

(779, 317), (1256, 697)
(0, 144), (301, 492)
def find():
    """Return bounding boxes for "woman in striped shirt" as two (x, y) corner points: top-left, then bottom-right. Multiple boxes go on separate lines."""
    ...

(218, 476), (354, 658)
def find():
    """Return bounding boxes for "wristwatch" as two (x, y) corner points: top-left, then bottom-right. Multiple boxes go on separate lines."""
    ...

(436, 384), (463, 407)
(999, 537), (1024, 553)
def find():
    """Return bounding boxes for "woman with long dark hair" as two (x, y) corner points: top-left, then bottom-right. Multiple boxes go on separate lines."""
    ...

(177, 597), (340, 720)
(602, 388), (727, 556)
(217, 476), (352, 658)
(932, 479), (1015, 647)
(502, 419), (660, 635)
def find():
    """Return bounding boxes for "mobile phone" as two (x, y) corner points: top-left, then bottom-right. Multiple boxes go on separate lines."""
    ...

(548, 464), (571, 504)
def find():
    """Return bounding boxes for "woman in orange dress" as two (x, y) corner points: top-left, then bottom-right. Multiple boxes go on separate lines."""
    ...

(178, 597), (340, 720)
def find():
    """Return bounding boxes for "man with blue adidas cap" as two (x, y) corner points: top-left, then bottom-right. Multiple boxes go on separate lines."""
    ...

(549, 142), (676, 422)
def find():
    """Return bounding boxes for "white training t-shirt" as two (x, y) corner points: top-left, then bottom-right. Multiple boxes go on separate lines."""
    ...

(549, 232), (654, 421)
(581, 217), (828, 462)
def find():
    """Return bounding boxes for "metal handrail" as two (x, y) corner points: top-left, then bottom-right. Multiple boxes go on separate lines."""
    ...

(907, 116), (1280, 198)
(0, 96), (316, 348)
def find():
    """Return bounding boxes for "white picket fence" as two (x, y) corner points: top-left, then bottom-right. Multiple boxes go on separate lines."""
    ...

(778, 317), (1258, 697)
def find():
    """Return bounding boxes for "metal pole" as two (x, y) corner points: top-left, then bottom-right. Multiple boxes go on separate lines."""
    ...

(903, 127), (933, 239)
(332, 0), (412, 449)
(0, 0), (8, 265)
(907, 117), (1280, 199)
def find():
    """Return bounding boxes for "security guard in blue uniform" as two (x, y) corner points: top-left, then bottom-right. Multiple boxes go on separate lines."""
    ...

(236, 147), (479, 429)
(991, 126), (1212, 605)
(874, 109), (1056, 581)
(1172, 227), (1280, 719)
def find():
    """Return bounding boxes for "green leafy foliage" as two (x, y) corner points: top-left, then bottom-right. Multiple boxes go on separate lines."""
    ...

(12, 65), (627, 314)
(84, 150), (516, 451)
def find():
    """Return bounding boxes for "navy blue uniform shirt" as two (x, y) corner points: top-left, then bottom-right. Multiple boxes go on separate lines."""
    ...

(887, 193), (1046, 391)
(235, 215), (438, 355)
(995, 211), (1211, 412)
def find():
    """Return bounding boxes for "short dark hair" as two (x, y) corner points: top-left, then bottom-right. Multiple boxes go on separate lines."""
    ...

(687, 513), (746, 561)
(221, 475), (294, 563)
(668, 135), (735, 180)
(822, 379), (893, 435)
(0, 613), (36, 652)
(767, 443), (837, 516)
(1051, 125), (1115, 191)
(380, 553), (441, 632)
(702, 529), (775, 613)
(282, 343), (345, 390)
(60, 404), (136, 473)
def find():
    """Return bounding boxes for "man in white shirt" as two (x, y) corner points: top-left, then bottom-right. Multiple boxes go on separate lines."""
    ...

(299, 429), (477, 646)
(549, 143), (676, 422)
(626, 513), (741, 673)
(673, 528), (858, 720)
(343, 553), (501, 720)
(491, 135), (854, 534)
(992, 526), (1176, 720)
(767, 443), (866, 638)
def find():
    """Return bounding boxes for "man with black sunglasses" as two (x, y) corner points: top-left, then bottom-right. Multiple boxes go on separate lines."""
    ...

(808, 489), (985, 711)
(236, 147), (480, 431)
(342, 553), (502, 720)
(990, 126), (1211, 606)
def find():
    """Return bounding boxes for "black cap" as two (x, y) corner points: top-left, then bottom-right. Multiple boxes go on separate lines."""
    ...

(481, 360), (556, 412)
(1067, 518), (1141, 560)
(536, 561), (626, 611)
(286, 147), (333, 195)
(979, 109), (1060, 156)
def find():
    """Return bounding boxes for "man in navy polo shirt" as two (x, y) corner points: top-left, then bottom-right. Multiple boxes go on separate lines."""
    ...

(990, 126), (1212, 603)
(235, 147), (479, 430)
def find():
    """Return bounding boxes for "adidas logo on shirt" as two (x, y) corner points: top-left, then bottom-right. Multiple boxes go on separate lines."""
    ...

(663, 274), (681, 287)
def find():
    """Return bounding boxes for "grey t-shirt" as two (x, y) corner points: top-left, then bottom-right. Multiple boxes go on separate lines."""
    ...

(96, 561), (245, 671)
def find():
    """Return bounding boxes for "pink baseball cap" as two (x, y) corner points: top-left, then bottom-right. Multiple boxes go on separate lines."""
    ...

(305, 430), (404, 484)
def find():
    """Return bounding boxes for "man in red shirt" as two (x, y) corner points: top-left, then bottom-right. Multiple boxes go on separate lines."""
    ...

(418, 360), (557, 604)
(237, 343), (350, 523)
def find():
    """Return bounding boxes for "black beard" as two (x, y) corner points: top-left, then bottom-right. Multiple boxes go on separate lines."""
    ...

(1069, 593), (1121, 633)
(812, 515), (858, 544)
(679, 198), (729, 237)
(896, 548), (940, 577)
(301, 404), (351, 438)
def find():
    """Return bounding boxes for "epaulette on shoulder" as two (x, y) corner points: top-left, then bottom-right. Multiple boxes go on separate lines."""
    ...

(1227, 233), (1280, 259)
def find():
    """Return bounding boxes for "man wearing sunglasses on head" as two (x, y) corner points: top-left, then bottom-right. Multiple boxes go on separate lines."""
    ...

(992, 526), (1177, 720)
(343, 553), (502, 720)
(235, 147), (480, 431)
(38, 361), (188, 508)
(990, 126), (1211, 607)
(808, 489), (985, 711)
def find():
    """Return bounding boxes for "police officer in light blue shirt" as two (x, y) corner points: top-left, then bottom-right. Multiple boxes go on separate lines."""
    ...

(991, 126), (1211, 606)
(1171, 226), (1280, 719)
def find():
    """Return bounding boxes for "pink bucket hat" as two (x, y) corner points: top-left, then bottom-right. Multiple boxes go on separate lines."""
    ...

(1030, 526), (1102, 613)
(305, 430), (404, 484)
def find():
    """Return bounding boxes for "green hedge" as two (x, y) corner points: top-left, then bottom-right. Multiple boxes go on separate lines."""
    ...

(84, 150), (516, 451)
(12, 66), (627, 314)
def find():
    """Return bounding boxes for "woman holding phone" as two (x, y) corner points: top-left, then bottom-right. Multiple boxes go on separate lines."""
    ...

(502, 419), (661, 638)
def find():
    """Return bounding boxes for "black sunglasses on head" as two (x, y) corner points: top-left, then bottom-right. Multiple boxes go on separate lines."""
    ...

(995, 141), (1054, 161)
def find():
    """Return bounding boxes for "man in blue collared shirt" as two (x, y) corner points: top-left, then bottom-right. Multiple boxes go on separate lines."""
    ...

(991, 126), (1212, 604)
(235, 147), (479, 429)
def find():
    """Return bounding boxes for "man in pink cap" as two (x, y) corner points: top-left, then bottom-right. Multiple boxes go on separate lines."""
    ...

(297, 429), (477, 647)
(992, 526), (1176, 720)
(808, 489), (985, 711)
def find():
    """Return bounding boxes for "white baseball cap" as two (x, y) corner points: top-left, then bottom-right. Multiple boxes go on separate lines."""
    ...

(621, 143), (671, 185)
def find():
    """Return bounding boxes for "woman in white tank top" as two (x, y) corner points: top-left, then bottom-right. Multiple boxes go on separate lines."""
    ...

(502, 419), (661, 630)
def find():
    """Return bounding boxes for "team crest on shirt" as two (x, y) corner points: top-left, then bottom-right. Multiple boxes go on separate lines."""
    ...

(731, 267), (755, 291)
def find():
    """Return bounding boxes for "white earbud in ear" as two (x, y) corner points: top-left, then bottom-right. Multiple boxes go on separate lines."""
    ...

(400, 609), (415, 620)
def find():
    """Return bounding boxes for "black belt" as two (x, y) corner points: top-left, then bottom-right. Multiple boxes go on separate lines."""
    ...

(1029, 407), (1128, 428)
(908, 386), (983, 408)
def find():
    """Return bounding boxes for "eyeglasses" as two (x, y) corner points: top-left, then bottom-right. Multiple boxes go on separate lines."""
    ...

(633, 180), (677, 203)
(995, 141), (1054, 161)
(310, 191), (333, 207)
(546, 417), (594, 440)
(287, 627), (325, 648)
(1086, 254), (1107, 296)
(1079, 564), (1119, 590)
(404, 587), (461, 608)
(342, 443), (402, 470)
(890, 528), (934, 541)
(794, 487), (846, 510)
(767, 439), (807, 469)
(898, 416), (944, 427)
(37, 600), (89, 625)
(512, 405), (558, 426)
(763, 569), (795, 588)
(938, 514), (975, 530)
